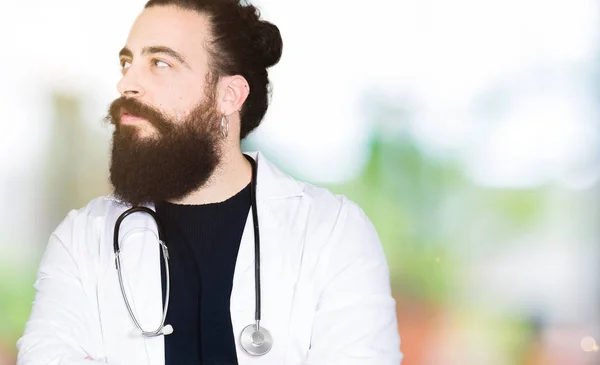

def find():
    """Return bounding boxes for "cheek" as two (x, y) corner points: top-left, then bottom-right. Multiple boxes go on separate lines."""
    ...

(173, 96), (208, 122)
(152, 95), (190, 122)
(151, 77), (207, 121)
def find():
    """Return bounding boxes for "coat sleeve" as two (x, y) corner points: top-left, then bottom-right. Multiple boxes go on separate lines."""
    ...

(17, 213), (107, 365)
(306, 200), (403, 365)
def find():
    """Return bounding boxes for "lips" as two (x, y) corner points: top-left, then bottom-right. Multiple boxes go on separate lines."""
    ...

(120, 112), (148, 125)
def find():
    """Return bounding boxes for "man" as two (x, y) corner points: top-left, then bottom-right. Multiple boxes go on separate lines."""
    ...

(17, 1), (402, 364)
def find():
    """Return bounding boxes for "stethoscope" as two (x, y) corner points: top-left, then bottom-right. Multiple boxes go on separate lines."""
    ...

(113, 154), (273, 356)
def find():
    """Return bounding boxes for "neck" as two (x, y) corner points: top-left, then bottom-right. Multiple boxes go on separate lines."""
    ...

(168, 146), (252, 205)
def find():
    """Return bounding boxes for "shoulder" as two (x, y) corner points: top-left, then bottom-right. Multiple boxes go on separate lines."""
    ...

(257, 151), (378, 246)
(51, 195), (128, 247)
(256, 152), (371, 235)
(291, 182), (391, 299)
(299, 181), (367, 226)
(294, 180), (383, 261)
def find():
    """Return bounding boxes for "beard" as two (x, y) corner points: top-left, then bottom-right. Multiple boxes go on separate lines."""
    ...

(105, 87), (222, 207)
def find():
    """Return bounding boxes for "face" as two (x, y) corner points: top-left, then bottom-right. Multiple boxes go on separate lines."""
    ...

(116, 6), (214, 136)
(105, 6), (224, 206)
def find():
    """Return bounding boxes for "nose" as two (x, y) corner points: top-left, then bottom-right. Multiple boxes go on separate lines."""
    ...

(117, 68), (145, 98)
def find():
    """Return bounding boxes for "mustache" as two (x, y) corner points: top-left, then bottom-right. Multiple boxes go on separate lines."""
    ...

(105, 97), (174, 134)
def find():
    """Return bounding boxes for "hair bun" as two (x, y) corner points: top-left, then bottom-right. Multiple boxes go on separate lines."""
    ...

(239, 5), (283, 69)
(255, 20), (282, 68)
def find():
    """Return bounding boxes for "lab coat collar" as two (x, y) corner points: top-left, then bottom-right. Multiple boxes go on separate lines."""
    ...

(245, 150), (304, 201)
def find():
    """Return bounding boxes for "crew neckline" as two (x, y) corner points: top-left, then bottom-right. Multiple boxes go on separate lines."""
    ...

(155, 182), (251, 211)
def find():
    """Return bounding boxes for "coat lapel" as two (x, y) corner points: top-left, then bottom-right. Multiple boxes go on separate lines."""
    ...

(231, 209), (255, 298)
(230, 152), (305, 364)
(231, 152), (304, 294)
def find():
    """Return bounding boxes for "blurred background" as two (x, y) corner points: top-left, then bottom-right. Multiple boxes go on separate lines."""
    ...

(1, 0), (599, 364)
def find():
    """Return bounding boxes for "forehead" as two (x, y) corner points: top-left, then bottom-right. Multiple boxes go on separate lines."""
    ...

(126, 6), (211, 61)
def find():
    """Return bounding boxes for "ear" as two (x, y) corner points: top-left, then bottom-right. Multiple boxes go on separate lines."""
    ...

(217, 75), (250, 117)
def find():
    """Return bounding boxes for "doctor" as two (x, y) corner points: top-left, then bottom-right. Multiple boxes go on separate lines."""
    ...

(17, 0), (402, 364)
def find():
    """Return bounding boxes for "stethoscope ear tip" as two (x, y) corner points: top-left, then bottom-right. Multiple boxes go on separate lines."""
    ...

(162, 324), (174, 335)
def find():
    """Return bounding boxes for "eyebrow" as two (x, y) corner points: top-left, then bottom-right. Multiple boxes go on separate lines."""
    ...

(119, 46), (191, 69)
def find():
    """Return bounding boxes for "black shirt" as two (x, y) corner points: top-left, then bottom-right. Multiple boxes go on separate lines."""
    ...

(156, 183), (251, 365)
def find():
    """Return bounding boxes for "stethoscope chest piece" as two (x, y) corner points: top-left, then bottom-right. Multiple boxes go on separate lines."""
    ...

(240, 322), (273, 356)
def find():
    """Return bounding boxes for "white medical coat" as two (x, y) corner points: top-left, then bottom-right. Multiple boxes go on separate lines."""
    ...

(17, 151), (402, 365)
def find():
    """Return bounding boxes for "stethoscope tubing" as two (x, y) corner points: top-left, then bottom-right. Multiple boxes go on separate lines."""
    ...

(114, 206), (171, 337)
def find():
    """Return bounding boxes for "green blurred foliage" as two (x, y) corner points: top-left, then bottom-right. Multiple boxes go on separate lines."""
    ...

(329, 130), (547, 307)
(0, 263), (35, 352)
(329, 134), (462, 303)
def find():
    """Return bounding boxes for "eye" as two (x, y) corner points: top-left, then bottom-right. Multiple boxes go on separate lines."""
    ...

(153, 59), (170, 68)
(120, 60), (131, 70)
